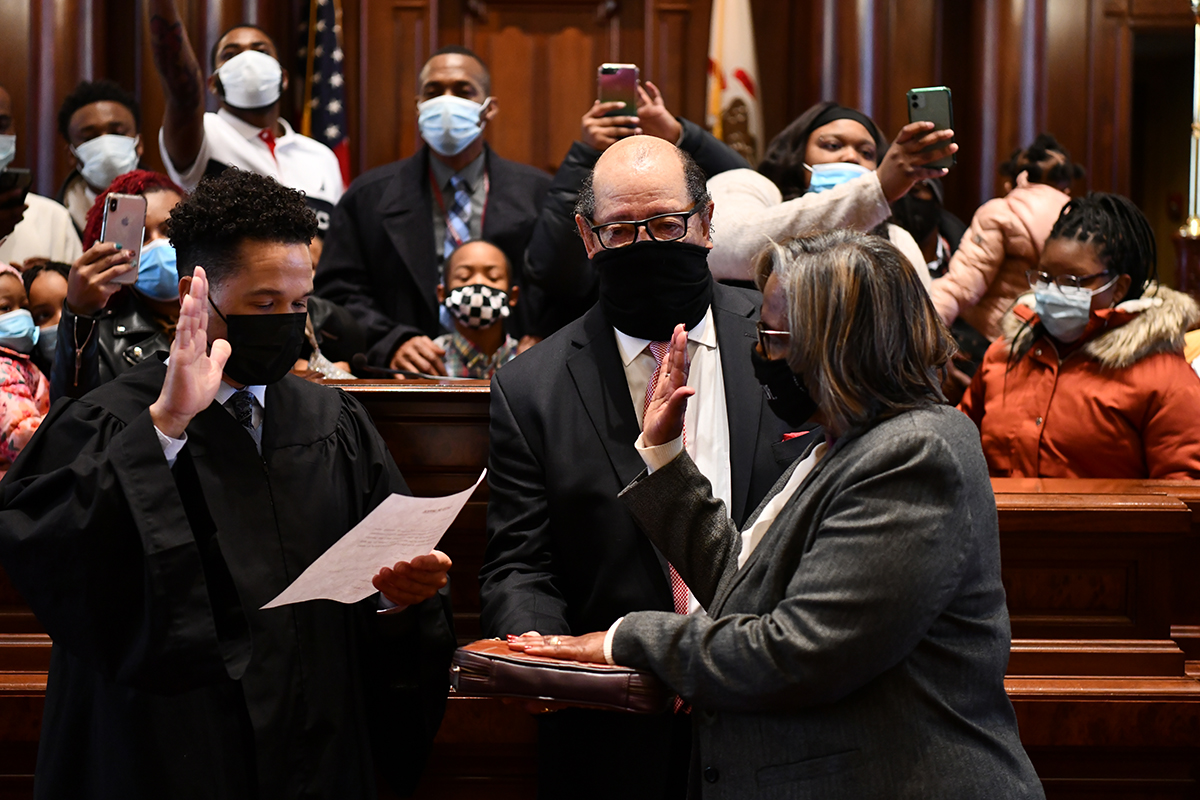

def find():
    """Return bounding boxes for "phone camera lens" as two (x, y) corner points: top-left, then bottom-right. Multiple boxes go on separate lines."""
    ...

(108, 198), (117, 211)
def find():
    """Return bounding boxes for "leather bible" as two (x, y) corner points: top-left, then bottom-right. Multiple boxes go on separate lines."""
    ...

(449, 639), (671, 714)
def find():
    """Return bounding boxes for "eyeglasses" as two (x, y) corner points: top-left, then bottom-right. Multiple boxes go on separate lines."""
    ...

(756, 320), (791, 360)
(1025, 269), (1118, 295)
(588, 206), (702, 250)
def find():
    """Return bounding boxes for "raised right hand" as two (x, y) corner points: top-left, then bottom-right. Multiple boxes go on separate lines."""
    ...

(67, 242), (136, 315)
(581, 101), (642, 151)
(642, 323), (694, 447)
(149, 266), (230, 438)
(390, 335), (447, 376)
(876, 121), (959, 202)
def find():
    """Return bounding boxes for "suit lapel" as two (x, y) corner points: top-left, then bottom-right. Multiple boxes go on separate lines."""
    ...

(712, 284), (764, 523)
(480, 147), (523, 239)
(379, 147), (439, 319)
(565, 306), (646, 489)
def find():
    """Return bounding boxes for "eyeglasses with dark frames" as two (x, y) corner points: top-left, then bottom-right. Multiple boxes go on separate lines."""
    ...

(588, 206), (703, 250)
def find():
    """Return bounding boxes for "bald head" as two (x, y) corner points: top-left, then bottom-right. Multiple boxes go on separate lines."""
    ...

(574, 135), (713, 258)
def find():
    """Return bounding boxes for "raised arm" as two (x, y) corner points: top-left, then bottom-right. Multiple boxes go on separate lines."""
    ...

(149, 0), (206, 174)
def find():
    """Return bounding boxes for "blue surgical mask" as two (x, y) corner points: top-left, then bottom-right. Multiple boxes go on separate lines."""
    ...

(418, 95), (491, 157)
(805, 161), (871, 194)
(36, 323), (57, 363)
(0, 309), (39, 354)
(0, 135), (15, 172)
(1032, 274), (1120, 344)
(136, 238), (180, 300)
(71, 134), (140, 191)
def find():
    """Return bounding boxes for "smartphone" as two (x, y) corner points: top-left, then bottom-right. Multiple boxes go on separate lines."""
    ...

(0, 168), (31, 209)
(100, 193), (146, 285)
(907, 86), (956, 170)
(598, 63), (639, 119)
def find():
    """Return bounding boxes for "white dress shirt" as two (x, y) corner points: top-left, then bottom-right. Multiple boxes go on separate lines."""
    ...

(159, 109), (344, 206)
(612, 307), (731, 617)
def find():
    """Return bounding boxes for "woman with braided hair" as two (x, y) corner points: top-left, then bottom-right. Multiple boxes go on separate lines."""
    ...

(959, 192), (1200, 479)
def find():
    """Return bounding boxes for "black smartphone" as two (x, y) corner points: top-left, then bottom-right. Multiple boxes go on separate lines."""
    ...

(907, 86), (956, 170)
(0, 168), (32, 208)
(598, 63), (639, 119)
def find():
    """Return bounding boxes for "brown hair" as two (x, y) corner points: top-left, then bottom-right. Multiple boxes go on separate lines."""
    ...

(753, 229), (956, 435)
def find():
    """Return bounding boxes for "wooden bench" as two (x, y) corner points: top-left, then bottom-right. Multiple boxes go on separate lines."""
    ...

(3, 383), (1200, 798)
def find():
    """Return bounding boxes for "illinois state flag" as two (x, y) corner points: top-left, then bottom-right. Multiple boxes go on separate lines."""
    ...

(706, 0), (763, 164)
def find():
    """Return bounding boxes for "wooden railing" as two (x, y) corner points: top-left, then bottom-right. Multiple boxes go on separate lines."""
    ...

(1, 383), (1198, 799)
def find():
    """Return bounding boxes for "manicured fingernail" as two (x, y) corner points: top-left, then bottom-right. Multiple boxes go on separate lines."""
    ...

(507, 634), (517, 642)
(112, 242), (122, 250)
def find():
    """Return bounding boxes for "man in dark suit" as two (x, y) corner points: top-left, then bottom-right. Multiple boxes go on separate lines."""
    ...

(479, 135), (808, 799)
(314, 46), (551, 373)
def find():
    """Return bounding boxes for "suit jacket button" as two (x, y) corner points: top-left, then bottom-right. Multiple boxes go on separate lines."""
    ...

(704, 766), (719, 783)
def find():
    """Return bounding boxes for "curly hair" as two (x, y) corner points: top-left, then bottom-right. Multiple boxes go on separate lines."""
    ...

(999, 133), (1084, 190)
(164, 168), (318, 286)
(82, 170), (185, 249)
(1047, 192), (1156, 301)
(57, 80), (140, 143)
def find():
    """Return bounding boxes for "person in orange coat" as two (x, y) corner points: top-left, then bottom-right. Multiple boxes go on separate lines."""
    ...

(959, 193), (1200, 480)
(929, 134), (1082, 342)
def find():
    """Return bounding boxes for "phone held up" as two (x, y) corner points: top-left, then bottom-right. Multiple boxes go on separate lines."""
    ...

(907, 86), (956, 170)
(100, 193), (147, 285)
(0, 168), (32, 209)
(598, 63), (639, 120)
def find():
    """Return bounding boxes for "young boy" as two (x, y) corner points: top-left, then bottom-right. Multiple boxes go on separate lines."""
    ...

(435, 240), (520, 378)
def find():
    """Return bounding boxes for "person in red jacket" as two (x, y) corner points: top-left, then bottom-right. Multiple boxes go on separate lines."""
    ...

(959, 193), (1200, 479)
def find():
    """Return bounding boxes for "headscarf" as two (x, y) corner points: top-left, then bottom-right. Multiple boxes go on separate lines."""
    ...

(82, 170), (185, 249)
(758, 101), (890, 201)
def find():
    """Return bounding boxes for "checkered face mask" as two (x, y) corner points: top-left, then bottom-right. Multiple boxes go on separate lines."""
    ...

(445, 283), (511, 329)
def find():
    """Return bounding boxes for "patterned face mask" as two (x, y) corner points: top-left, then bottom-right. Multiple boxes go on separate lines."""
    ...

(444, 283), (510, 329)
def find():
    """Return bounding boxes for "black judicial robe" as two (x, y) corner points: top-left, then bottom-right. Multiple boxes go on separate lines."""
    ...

(0, 357), (456, 800)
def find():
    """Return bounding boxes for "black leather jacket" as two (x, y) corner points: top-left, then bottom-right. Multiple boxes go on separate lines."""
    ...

(50, 290), (172, 402)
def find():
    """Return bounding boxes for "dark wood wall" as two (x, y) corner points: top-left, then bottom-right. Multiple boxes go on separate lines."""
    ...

(1, 0), (1195, 222)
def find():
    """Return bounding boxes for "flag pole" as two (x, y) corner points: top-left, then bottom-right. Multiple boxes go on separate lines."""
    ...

(300, 0), (319, 136)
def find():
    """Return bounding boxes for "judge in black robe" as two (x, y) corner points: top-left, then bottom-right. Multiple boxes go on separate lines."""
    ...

(0, 170), (456, 800)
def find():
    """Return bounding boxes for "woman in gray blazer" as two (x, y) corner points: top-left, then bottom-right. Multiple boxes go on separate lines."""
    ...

(510, 229), (1044, 799)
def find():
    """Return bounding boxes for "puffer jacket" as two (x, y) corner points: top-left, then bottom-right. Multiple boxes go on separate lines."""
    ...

(929, 174), (1070, 340)
(959, 285), (1200, 479)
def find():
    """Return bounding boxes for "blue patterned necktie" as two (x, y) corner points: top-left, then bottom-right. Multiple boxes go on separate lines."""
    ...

(444, 174), (472, 262)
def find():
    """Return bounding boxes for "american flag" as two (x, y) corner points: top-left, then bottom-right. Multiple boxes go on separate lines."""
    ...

(299, 0), (350, 188)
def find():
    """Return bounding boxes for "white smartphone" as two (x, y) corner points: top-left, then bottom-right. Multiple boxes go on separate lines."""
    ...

(99, 193), (147, 285)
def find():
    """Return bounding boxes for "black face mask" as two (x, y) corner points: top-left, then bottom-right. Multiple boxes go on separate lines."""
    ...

(750, 344), (819, 427)
(891, 195), (940, 242)
(595, 241), (714, 341)
(211, 299), (307, 386)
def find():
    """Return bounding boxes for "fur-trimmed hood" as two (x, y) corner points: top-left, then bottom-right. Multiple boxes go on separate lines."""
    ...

(1000, 283), (1200, 369)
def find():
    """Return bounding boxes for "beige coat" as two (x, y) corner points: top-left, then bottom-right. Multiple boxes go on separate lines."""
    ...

(707, 168), (931, 290)
(929, 174), (1070, 340)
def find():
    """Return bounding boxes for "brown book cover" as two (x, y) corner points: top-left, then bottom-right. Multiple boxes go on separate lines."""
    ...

(449, 639), (671, 714)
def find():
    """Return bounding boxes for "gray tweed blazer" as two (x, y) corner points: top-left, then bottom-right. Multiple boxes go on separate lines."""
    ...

(615, 404), (1044, 800)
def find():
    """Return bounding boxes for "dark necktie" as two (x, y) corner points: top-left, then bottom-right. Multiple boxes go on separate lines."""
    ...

(226, 390), (255, 432)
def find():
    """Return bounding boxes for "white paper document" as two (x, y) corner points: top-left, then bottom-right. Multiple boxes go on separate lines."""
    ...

(262, 470), (486, 609)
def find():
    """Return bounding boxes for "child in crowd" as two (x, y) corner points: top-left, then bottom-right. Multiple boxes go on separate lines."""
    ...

(21, 260), (70, 373)
(0, 262), (49, 478)
(435, 240), (520, 379)
(960, 193), (1200, 480)
(930, 133), (1085, 342)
